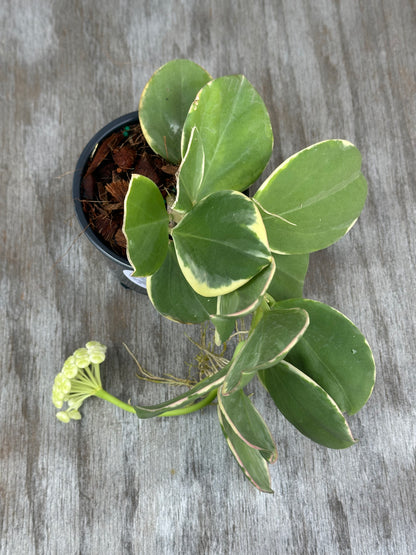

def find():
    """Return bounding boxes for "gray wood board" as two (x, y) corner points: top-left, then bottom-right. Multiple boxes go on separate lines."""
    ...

(1, 0), (415, 553)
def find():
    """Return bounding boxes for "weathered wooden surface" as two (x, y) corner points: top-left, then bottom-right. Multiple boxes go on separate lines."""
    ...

(1, 0), (415, 553)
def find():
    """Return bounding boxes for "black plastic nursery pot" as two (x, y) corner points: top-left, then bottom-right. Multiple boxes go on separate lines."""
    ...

(73, 112), (148, 294)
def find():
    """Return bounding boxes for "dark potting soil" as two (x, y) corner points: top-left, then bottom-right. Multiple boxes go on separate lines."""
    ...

(81, 122), (178, 257)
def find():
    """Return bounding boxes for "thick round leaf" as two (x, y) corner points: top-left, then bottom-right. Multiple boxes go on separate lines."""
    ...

(172, 190), (271, 297)
(223, 307), (310, 395)
(259, 361), (356, 449)
(218, 404), (273, 493)
(123, 175), (169, 276)
(267, 253), (309, 301)
(181, 75), (273, 201)
(218, 258), (276, 318)
(148, 242), (216, 323)
(275, 299), (376, 415)
(139, 59), (211, 163)
(218, 387), (277, 463)
(254, 140), (368, 254)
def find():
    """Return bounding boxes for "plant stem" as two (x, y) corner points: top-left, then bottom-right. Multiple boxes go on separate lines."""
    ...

(160, 388), (218, 417)
(94, 388), (218, 417)
(94, 388), (136, 413)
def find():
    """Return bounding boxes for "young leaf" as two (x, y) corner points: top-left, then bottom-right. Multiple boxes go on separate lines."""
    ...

(259, 361), (356, 449)
(134, 364), (229, 419)
(218, 387), (278, 463)
(254, 140), (367, 254)
(181, 75), (273, 201)
(267, 253), (309, 301)
(174, 126), (205, 213)
(148, 242), (216, 324)
(139, 59), (211, 163)
(172, 191), (272, 297)
(222, 307), (310, 395)
(217, 258), (276, 318)
(123, 175), (169, 276)
(217, 404), (273, 493)
(275, 299), (376, 415)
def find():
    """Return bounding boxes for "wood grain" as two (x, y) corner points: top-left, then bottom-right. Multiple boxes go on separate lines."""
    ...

(1, 0), (415, 553)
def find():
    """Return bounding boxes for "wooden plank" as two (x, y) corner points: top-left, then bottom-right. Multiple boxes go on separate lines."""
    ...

(1, 0), (415, 553)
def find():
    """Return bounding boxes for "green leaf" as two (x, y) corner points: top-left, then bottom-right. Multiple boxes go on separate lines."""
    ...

(254, 140), (367, 254)
(267, 253), (309, 301)
(139, 59), (211, 164)
(181, 75), (273, 201)
(223, 307), (310, 395)
(218, 404), (273, 493)
(172, 191), (271, 297)
(174, 126), (205, 213)
(148, 242), (216, 324)
(123, 175), (169, 276)
(210, 315), (236, 345)
(275, 299), (376, 415)
(134, 365), (229, 419)
(218, 387), (277, 463)
(259, 361), (356, 449)
(218, 258), (276, 318)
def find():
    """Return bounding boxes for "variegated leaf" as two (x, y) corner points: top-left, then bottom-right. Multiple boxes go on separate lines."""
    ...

(222, 307), (309, 395)
(275, 299), (376, 415)
(218, 387), (277, 463)
(181, 74), (273, 201)
(218, 403), (273, 493)
(259, 361), (356, 449)
(123, 175), (169, 276)
(217, 258), (276, 318)
(172, 191), (271, 297)
(254, 140), (367, 254)
(147, 242), (216, 324)
(139, 59), (211, 163)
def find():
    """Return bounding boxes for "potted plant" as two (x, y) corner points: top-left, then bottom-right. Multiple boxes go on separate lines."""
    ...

(73, 60), (214, 292)
(58, 60), (375, 493)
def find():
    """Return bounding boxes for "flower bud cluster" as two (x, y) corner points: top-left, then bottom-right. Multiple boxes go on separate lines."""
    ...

(52, 341), (107, 423)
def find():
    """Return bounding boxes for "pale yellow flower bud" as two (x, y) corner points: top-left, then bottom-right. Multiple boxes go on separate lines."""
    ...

(68, 409), (82, 420)
(74, 348), (90, 369)
(86, 341), (107, 364)
(52, 396), (63, 409)
(62, 356), (79, 379)
(56, 411), (70, 423)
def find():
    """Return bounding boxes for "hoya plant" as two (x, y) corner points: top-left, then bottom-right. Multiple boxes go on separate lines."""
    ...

(55, 60), (375, 492)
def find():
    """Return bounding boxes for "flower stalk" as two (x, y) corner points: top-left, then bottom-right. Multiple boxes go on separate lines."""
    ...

(52, 342), (219, 423)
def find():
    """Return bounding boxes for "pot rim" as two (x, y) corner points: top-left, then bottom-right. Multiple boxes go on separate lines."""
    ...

(72, 112), (138, 269)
